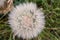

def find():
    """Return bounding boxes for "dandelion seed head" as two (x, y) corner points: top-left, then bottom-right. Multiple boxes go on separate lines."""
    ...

(8, 2), (45, 39)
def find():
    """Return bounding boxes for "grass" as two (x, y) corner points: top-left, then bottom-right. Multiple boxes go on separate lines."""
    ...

(0, 0), (60, 40)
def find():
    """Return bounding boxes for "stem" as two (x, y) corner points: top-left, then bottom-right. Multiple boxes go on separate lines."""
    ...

(46, 27), (60, 30)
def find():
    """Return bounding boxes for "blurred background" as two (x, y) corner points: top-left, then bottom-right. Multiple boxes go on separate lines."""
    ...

(0, 0), (60, 40)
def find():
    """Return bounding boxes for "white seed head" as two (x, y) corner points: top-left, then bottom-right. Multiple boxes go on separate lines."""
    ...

(0, 0), (6, 6)
(8, 2), (45, 39)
